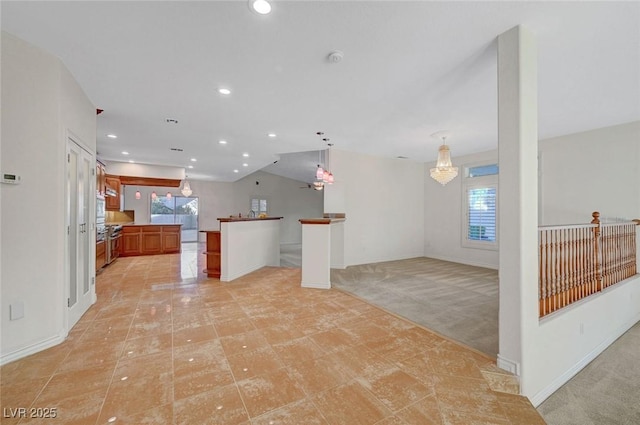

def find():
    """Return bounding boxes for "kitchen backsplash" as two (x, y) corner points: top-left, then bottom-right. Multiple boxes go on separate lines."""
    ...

(106, 210), (135, 224)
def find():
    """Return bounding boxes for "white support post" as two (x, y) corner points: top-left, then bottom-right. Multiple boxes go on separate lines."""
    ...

(497, 25), (539, 393)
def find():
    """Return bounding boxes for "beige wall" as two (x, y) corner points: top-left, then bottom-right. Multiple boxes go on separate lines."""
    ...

(1, 32), (95, 363)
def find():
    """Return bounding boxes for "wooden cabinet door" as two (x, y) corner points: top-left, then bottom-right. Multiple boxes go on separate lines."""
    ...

(96, 162), (106, 197)
(162, 233), (181, 253)
(141, 232), (162, 254)
(121, 233), (141, 256)
(105, 175), (121, 210)
(96, 240), (106, 269)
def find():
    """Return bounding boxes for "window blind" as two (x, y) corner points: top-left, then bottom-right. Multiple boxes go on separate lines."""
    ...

(467, 187), (496, 242)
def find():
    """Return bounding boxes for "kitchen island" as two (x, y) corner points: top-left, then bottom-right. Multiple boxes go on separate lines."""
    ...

(214, 216), (283, 282)
(119, 224), (182, 256)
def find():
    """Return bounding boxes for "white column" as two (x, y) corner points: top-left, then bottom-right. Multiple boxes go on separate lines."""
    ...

(497, 25), (539, 394)
(300, 222), (332, 289)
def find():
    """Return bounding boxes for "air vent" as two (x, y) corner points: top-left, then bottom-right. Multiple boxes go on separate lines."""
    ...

(166, 118), (179, 124)
(170, 148), (184, 152)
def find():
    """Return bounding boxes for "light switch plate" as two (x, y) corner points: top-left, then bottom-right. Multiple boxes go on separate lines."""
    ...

(10, 301), (24, 320)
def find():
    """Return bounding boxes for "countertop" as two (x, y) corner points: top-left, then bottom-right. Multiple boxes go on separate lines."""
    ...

(111, 223), (182, 226)
(299, 218), (346, 225)
(217, 217), (283, 222)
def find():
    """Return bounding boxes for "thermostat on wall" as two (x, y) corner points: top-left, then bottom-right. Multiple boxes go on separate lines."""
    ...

(1, 173), (21, 184)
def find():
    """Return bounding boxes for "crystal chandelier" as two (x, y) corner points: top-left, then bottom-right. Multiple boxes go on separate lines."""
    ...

(181, 175), (192, 197)
(430, 134), (458, 186)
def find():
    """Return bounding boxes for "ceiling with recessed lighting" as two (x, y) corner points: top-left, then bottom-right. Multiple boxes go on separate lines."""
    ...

(2, 1), (638, 183)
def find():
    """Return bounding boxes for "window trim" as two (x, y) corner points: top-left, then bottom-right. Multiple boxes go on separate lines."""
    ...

(462, 162), (498, 251)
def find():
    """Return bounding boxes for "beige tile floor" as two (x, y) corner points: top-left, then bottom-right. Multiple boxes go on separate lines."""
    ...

(0, 246), (545, 425)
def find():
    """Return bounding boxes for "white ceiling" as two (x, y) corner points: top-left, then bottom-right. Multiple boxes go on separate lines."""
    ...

(3, 1), (639, 183)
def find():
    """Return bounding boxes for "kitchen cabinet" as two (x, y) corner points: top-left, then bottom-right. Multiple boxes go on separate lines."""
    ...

(105, 174), (121, 210)
(121, 226), (141, 256)
(96, 240), (106, 270)
(141, 226), (162, 255)
(120, 225), (181, 256)
(162, 225), (181, 253)
(96, 161), (106, 197)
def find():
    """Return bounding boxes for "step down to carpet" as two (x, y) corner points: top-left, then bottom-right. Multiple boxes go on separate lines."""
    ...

(480, 363), (520, 395)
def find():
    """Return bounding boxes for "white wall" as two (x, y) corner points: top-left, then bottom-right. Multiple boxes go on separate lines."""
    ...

(120, 169), (323, 245)
(539, 121), (640, 225)
(423, 149), (500, 269)
(526, 120), (640, 404)
(324, 149), (425, 266)
(1, 32), (95, 363)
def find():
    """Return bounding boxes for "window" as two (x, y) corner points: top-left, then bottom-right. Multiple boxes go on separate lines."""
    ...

(463, 163), (498, 249)
(150, 195), (199, 242)
(250, 198), (268, 215)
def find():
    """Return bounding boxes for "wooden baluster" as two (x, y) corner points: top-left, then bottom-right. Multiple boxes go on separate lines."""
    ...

(591, 212), (602, 292)
(545, 229), (551, 315)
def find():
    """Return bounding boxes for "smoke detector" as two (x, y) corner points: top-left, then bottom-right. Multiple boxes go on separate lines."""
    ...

(328, 50), (344, 63)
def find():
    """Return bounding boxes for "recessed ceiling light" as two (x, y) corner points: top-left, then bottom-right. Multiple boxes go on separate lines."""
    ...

(219, 140), (228, 145)
(188, 165), (194, 169)
(267, 133), (276, 138)
(122, 151), (129, 155)
(242, 153), (249, 157)
(190, 158), (197, 162)
(106, 134), (117, 139)
(250, 0), (271, 15)
(242, 163), (248, 167)
(128, 160), (135, 163)
(218, 88), (231, 95)
(233, 169), (239, 173)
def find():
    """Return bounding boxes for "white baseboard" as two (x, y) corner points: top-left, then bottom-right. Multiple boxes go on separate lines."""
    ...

(301, 281), (331, 290)
(422, 253), (499, 270)
(529, 314), (640, 407)
(0, 332), (66, 366)
(497, 354), (520, 376)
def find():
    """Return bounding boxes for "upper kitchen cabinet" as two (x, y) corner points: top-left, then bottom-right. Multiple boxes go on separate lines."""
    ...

(96, 160), (106, 197)
(105, 174), (121, 210)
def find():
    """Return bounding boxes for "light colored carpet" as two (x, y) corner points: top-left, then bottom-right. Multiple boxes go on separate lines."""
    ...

(537, 321), (640, 425)
(331, 257), (499, 358)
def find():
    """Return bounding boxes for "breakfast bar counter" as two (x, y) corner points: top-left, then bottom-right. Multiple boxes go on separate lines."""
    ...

(216, 217), (283, 282)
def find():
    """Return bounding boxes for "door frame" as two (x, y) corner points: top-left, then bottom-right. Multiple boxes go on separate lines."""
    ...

(64, 131), (97, 332)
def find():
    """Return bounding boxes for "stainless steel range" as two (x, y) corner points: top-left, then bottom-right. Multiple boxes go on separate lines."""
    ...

(106, 224), (122, 264)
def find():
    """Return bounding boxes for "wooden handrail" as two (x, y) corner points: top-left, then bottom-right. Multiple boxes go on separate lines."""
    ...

(538, 211), (638, 318)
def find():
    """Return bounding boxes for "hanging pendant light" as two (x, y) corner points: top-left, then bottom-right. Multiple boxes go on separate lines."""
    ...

(429, 133), (458, 186)
(313, 181), (324, 191)
(326, 143), (334, 184)
(135, 190), (141, 200)
(151, 191), (157, 200)
(166, 192), (172, 199)
(316, 164), (324, 180)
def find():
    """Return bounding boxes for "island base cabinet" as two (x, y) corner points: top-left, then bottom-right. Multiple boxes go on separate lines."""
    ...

(162, 228), (181, 253)
(201, 231), (221, 278)
(122, 230), (141, 256)
(141, 227), (162, 255)
(120, 225), (182, 256)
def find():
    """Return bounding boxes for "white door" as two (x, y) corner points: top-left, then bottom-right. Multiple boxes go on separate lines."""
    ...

(67, 139), (95, 328)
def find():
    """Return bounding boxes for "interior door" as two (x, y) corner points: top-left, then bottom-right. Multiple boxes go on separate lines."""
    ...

(67, 139), (95, 328)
